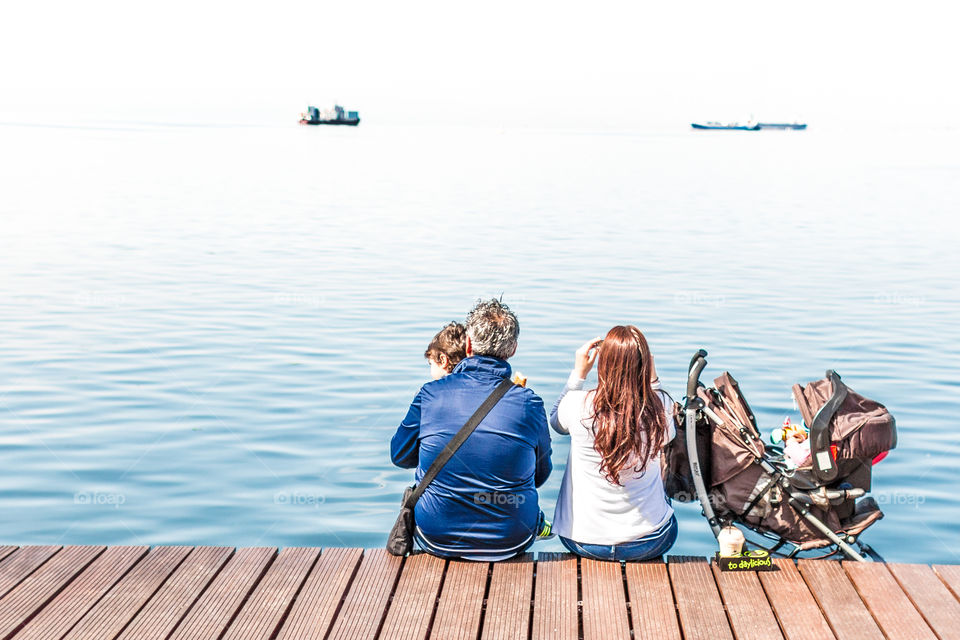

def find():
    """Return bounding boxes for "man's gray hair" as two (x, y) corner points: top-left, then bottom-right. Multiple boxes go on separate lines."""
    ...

(465, 299), (519, 360)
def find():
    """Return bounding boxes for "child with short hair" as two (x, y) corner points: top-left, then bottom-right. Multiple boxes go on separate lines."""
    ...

(424, 322), (468, 380)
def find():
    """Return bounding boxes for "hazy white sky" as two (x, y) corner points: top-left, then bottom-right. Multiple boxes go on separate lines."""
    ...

(3, 1), (958, 127)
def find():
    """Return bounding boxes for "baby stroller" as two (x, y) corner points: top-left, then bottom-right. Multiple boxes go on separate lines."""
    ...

(664, 350), (897, 561)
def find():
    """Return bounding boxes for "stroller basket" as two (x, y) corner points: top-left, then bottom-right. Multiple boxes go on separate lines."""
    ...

(663, 350), (896, 561)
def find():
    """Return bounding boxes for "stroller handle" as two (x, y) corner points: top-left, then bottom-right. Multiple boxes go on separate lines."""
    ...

(684, 349), (721, 536)
(686, 349), (708, 399)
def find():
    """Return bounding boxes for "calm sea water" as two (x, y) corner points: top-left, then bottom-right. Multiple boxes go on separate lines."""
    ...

(1, 121), (958, 562)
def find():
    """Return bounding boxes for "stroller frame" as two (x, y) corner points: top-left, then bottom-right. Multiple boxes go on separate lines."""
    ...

(683, 349), (878, 562)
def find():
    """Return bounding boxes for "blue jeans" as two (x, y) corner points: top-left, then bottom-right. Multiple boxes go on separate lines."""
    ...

(559, 514), (678, 562)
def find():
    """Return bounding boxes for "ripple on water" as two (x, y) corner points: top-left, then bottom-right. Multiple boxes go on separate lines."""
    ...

(1, 123), (958, 560)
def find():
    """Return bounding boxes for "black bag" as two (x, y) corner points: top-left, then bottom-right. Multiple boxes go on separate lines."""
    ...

(386, 377), (514, 556)
(661, 395), (713, 504)
(661, 399), (692, 499)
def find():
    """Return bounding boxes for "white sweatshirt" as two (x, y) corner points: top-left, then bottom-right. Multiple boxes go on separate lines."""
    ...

(549, 371), (675, 545)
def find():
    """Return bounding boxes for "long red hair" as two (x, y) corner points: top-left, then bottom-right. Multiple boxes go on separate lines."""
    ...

(590, 325), (666, 485)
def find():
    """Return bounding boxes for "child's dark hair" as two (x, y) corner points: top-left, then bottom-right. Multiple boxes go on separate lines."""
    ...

(425, 322), (468, 372)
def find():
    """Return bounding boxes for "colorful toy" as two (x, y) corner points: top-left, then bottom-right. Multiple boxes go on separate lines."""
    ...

(770, 417), (807, 444)
(770, 417), (812, 468)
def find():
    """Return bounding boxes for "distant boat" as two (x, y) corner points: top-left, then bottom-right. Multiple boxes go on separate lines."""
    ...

(299, 105), (360, 126)
(757, 122), (807, 130)
(691, 120), (760, 131)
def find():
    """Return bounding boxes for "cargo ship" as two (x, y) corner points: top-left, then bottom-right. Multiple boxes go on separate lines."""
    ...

(299, 105), (360, 126)
(691, 119), (807, 131)
(691, 120), (760, 130)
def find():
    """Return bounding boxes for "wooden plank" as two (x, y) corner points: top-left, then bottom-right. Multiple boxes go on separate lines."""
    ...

(625, 560), (681, 640)
(326, 549), (403, 640)
(62, 545), (192, 640)
(0, 546), (104, 640)
(0, 546), (60, 599)
(221, 547), (320, 640)
(115, 546), (233, 640)
(18, 543), (960, 640)
(712, 560), (783, 640)
(275, 547), (363, 640)
(934, 564), (960, 601)
(379, 553), (446, 640)
(581, 558), (629, 640)
(757, 558), (834, 640)
(531, 553), (577, 640)
(0, 548), (17, 564)
(844, 562), (936, 640)
(13, 546), (148, 640)
(796, 559), (883, 640)
(430, 559), (488, 640)
(667, 556), (734, 640)
(480, 553), (534, 640)
(167, 547), (276, 640)
(888, 563), (960, 640)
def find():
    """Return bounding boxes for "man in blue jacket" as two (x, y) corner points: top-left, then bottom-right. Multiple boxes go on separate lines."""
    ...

(391, 299), (552, 561)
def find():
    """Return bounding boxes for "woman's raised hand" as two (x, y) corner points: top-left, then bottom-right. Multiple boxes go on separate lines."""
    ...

(574, 337), (604, 379)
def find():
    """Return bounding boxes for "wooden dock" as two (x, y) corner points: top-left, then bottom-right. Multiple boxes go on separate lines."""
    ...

(1, 545), (959, 639)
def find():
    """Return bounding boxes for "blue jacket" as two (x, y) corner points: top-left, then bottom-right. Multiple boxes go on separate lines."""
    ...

(390, 356), (552, 557)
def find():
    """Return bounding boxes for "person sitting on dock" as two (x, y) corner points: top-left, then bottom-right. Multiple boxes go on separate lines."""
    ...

(549, 326), (678, 561)
(391, 299), (553, 561)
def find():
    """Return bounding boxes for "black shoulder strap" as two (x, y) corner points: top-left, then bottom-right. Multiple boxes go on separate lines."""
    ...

(404, 377), (514, 509)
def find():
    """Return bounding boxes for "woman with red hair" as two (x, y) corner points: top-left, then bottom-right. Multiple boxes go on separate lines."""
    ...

(549, 325), (678, 561)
